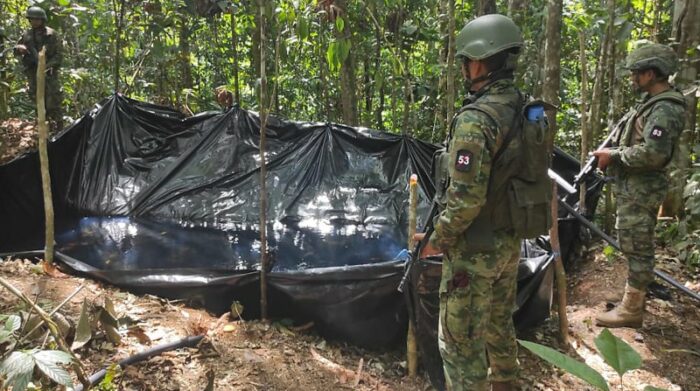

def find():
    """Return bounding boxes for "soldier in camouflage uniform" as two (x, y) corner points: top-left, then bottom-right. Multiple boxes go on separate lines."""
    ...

(14, 6), (63, 132)
(415, 14), (527, 391)
(593, 43), (686, 328)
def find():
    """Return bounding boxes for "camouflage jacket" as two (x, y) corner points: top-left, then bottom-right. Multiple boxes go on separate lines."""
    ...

(610, 89), (685, 178)
(430, 79), (520, 251)
(15, 26), (62, 72)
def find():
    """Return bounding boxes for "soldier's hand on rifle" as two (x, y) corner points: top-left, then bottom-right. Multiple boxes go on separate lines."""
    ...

(592, 149), (613, 171)
(14, 44), (28, 55)
(412, 233), (443, 258)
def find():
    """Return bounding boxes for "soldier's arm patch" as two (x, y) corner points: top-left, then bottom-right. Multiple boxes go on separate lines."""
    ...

(449, 140), (483, 184)
(455, 150), (474, 172)
(649, 126), (666, 140)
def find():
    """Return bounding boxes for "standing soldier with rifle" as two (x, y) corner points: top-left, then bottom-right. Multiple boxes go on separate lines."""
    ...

(414, 14), (552, 391)
(14, 6), (63, 133)
(593, 43), (686, 328)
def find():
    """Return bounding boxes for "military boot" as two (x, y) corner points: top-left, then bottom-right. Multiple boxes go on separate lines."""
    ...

(491, 381), (514, 391)
(595, 284), (645, 328)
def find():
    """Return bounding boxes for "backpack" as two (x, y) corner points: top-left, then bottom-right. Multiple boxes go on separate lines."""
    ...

(434, 96), (554, 250)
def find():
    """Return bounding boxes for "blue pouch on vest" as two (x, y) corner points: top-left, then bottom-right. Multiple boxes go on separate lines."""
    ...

(526, 104), (544, 121)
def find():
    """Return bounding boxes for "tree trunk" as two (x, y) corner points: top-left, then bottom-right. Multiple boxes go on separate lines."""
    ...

(231, 6), (240, 106)
(113, 0), (127, 92)
(335, 0), (358, 125)
(374, 21), (384, 130)
(0, 28), (8, 120)
(663, 0), (700, 216)
(445, 0), (456, 132)
(542, 0), (562, 143)
(37, 49), (54, 266)
(477, 0), (497, 16)
(258, 0), (269, 321)
(590, 33), (609, 143)
(179, 15), (193, 92)
(578, 30), (590, 213)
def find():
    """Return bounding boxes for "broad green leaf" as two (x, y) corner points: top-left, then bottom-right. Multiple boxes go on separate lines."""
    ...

(34, 350), (73, 387)
(335, 16), (345, 33)
(297, 18), (309, 41)
(518, 340), (609, 391)
(8, 371), (32, 391)
(594, 328), (642, 377)
(4, 315), (21, 333)
(0, 351), (35, 378)
(72, 300), (92, 350)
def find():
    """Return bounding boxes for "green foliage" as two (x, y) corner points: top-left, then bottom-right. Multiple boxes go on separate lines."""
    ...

(97, 363), (122, 391)
(520, 328), (668, 391)
(0, 349), (73, 391)
(594, 328), (642, 377)
(518, 339), (609, 390)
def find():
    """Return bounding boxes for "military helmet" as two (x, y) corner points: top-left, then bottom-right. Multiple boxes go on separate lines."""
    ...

(456, 14), (523, 61)
(625, 43), (678, 76)
(26, 6), (47, 21)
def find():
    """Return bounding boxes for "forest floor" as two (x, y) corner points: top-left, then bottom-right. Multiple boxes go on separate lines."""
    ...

(1, 118), (699, 391)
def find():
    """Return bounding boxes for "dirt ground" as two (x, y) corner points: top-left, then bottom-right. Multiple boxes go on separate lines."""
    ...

(1, 119), (699, 390)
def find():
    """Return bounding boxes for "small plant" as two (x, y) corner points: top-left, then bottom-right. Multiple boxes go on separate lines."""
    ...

(0, 315), (74, 390)
(519, 328), (668, 391)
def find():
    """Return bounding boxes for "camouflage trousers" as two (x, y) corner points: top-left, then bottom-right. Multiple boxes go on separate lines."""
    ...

(438, 231), (521, 391)
(27, 70), (63, 131)
(615, 174), (667, 290)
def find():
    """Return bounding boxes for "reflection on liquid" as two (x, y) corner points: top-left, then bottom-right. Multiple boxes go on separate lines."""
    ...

(55, 215), (405, 272)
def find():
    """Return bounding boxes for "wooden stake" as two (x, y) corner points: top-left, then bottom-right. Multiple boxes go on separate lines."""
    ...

(36, 48), (54, 266)
(258, 0), (269, 321)
(406, 174), (419, 377)
(550, 182), (569, 345)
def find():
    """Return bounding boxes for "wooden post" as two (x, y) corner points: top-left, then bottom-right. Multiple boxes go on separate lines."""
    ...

(258, 0), (269, 321)
(37, 48), (54, 266)
(406, 174), (419, 377)
(550, 182), (568, 345)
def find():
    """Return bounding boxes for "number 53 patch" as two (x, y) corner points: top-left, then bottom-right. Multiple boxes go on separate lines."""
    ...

(455, 149), (474, 172)
(649, 126), (665, 140)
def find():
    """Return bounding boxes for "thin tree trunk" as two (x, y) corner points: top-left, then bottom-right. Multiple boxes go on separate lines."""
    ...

(445, 0), (456, 130)
(37, 49), (54, 266)
(335, 0), (357, 125)
(231, 5), (240, 106)
(374, 21), (384, 129)
(550, 182), (568, 345)
(543, 0), (567, 344)
(258, 0), (269, 321)
(477, 0), (497, 15)
(578, 31), (590, 214)
(0, 26), (8, 120)
(542, 0), (562, 139)
(112, 0), (126, 92)
(590, 33), (609, 143)
(179, 15), (193, 91)
(663, 0), (700, 216)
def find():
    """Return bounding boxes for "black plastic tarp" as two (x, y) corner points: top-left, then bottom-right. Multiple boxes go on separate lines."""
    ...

(0, 95), (602, 385)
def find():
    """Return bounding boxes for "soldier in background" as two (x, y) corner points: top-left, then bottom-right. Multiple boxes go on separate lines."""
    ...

(594, 43), (686, 328)
(14, 6), (63, 132)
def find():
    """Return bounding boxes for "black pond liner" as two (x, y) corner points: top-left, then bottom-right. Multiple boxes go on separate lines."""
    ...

(0, 94), (603, 389)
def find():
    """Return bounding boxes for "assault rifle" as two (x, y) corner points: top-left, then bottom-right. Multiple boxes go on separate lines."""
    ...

(397, 201), (440, 293)
(573, 110), (634, 186)
(557, 199), (700, 304)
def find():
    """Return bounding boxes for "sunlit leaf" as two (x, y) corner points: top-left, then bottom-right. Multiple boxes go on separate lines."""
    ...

(72, 300), (92, 350)
(34, 350), (73, 387)
(518, 340), (609, 391)
(594, 328), (642, 377)
(335, 16), (345, 33)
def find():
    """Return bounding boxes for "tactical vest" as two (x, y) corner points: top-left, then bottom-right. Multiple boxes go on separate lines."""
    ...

(616, 89), (686, 149)
(435, 93), (553, 253)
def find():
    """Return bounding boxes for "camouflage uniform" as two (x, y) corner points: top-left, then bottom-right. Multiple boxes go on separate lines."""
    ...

(15, 24), (63, 130)
(430, 79), (522, 391)
(609, 90), (685, 290)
